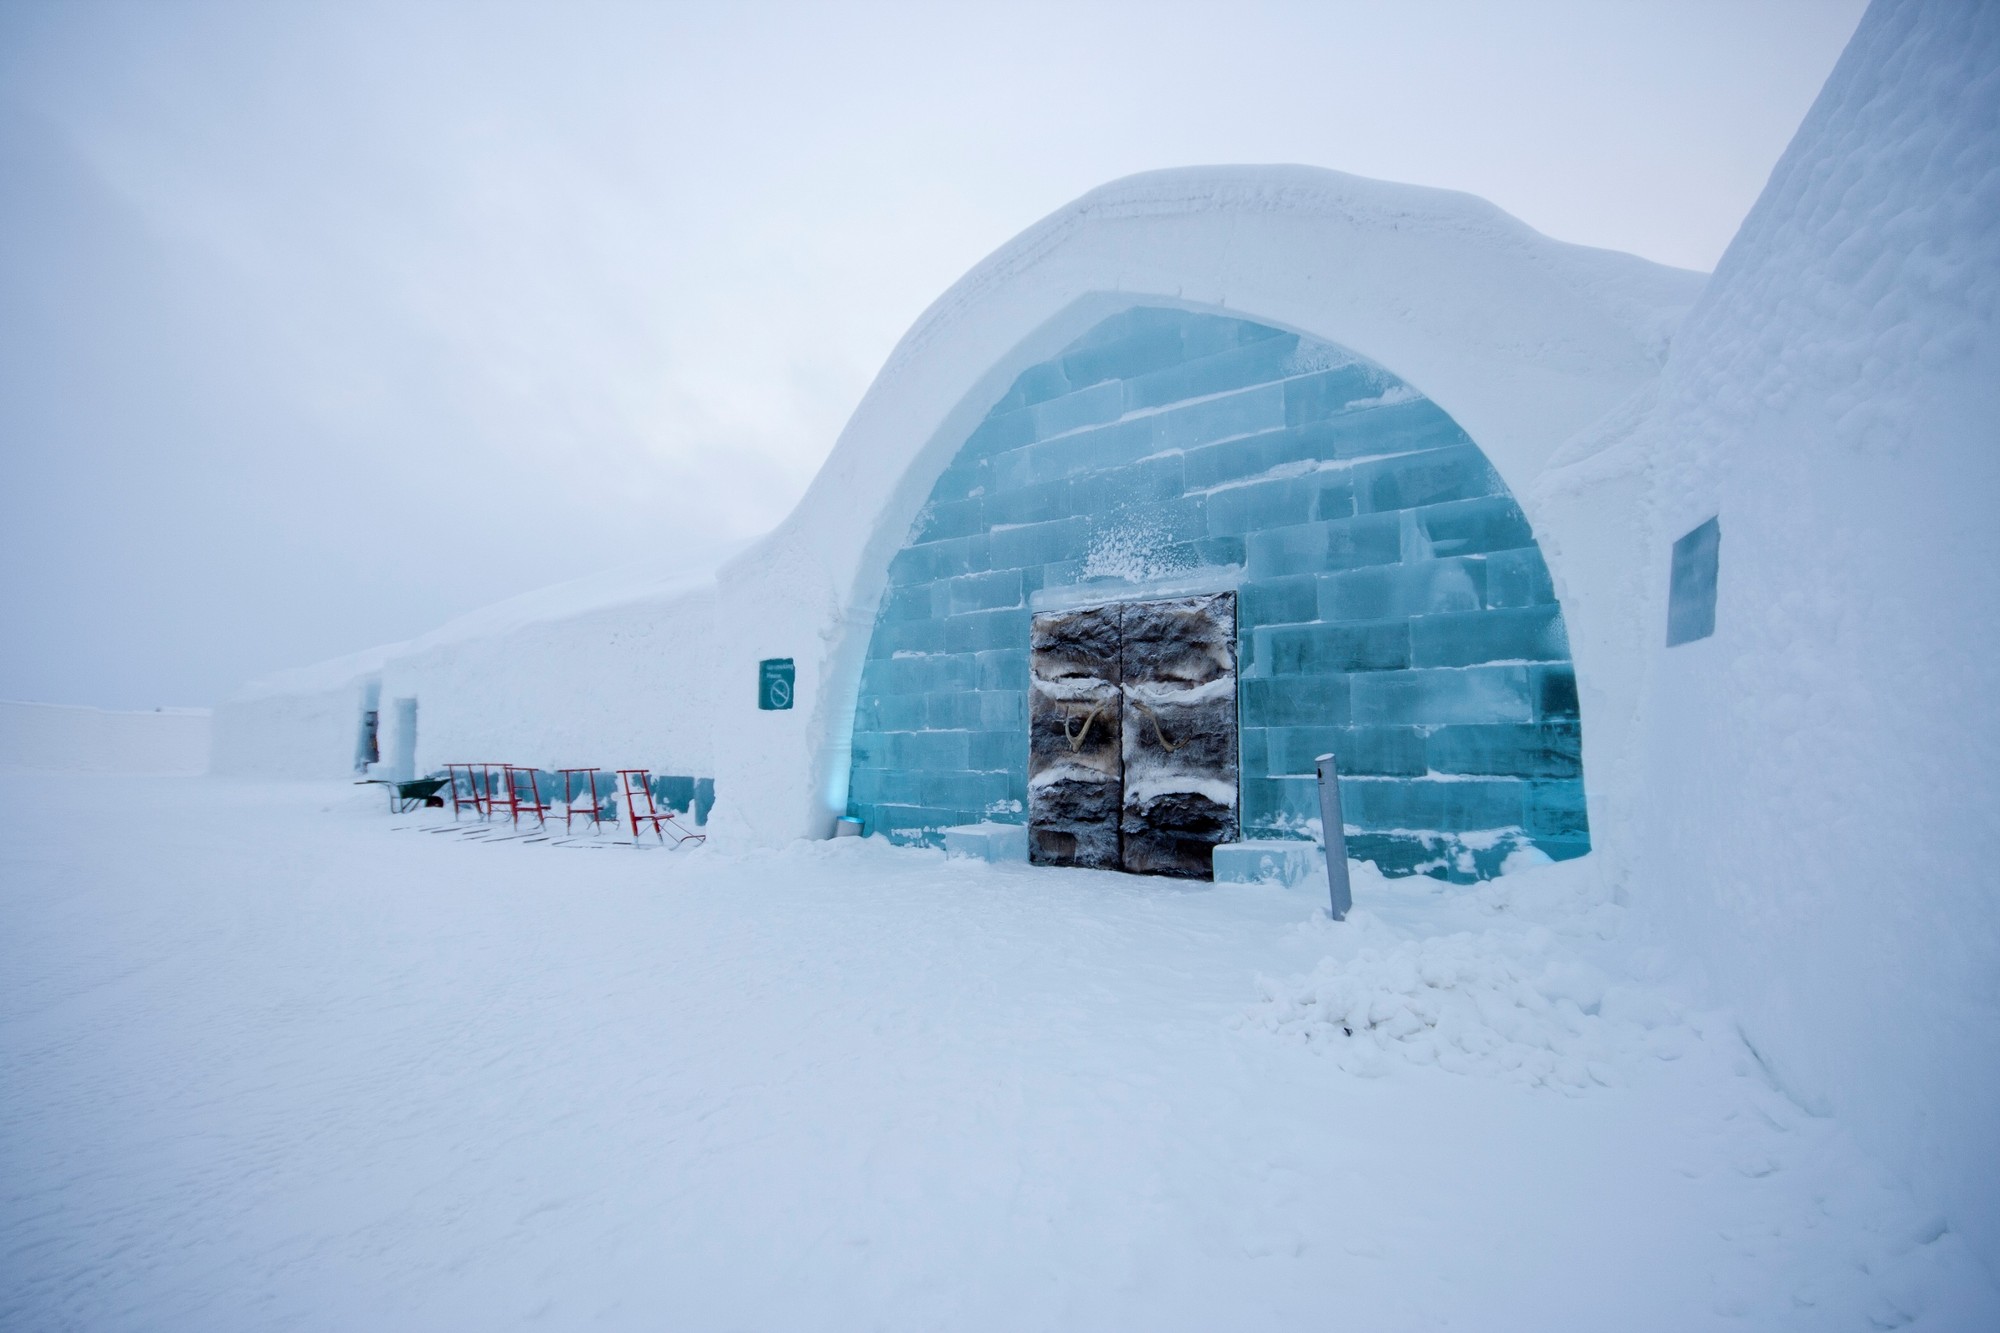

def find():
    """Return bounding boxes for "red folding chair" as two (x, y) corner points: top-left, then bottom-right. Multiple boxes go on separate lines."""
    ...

(557, 767), (612, 834)
(616, 769), (705, 846)
(447, 763), (501, 820)
(502, 765), (550, 828)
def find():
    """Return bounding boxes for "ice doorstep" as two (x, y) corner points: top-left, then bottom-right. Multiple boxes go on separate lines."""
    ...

(942, 822), (1029, 863)
(1212, 839), (1322, 887)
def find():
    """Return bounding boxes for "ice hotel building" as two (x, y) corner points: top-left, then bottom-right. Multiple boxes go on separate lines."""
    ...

(219, 176), (1702, 882)
(214, 0), (1999, 1272)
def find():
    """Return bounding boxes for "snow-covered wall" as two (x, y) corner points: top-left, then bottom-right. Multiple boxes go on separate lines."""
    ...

(212, 562), (721, 782)
(709, 166), (1703, 847)
(0, 699), (211, 775)
(210, 644), (391, 779)
(1625, 0), (2000, 1273)
(377, 576), (717, 780)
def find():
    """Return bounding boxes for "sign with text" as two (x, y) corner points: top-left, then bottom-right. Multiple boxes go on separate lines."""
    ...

(757, 658), (795, 711)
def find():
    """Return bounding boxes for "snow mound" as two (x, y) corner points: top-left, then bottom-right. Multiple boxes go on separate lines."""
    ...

(1257, 933), (1612, 1089)
(1250, 861), (1690, 1091)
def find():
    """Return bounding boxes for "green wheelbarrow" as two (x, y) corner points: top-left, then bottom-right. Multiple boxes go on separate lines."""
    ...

(388, 776), (449, 813)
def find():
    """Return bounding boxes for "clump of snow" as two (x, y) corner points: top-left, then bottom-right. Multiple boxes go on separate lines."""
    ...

(1123, 772), (1238, 808)
(1254, 929), (1625, 1090)
(1499, 842), (1554, 875)
(1080, 514), (1197, 582)
(1340, 383), (1421, 411)
(1249, 860), (1685, 1090)
(1277, 340), (1375, 380)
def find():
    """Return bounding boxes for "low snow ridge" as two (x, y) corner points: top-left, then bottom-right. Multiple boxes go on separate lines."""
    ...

(1256, 930), (1618, 1090)
(1249, 864), (1688, 1092)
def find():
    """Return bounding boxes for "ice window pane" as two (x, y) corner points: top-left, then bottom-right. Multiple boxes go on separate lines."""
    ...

(1666, 516), (1720, 646)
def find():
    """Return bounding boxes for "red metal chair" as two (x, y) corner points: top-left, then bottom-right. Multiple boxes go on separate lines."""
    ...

(447, 763), (501, 820)
(502, 765), (550, 828)
(616, 769), (705, 846)
(556, 767), (612, 834)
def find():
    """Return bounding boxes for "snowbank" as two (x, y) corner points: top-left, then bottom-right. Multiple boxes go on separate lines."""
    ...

(0, 699), (210, 775)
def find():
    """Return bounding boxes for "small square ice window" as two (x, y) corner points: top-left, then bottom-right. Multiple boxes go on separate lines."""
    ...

(1666, 516), (1720, 646)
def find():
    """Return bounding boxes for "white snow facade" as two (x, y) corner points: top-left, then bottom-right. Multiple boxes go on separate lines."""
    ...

(207, 0), (1998, 1270)
(214, 561), (721, 821)
(1625, 0), (2000, 1274)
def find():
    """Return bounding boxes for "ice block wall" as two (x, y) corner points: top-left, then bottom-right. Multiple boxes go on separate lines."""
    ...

(847, 307), (1585, 880)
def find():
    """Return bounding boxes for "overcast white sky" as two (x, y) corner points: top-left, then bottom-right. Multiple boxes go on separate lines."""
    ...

(0, 0), (1865, 708)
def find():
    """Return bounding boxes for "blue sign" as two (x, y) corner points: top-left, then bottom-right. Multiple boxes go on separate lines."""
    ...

(758, 658), (795, 710)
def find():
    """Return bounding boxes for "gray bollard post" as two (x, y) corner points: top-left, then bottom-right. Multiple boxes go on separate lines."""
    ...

(1314, 753), (1352, 921)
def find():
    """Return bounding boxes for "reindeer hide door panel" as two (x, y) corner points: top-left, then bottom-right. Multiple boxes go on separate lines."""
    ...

(1027, 593), (1239, 878)
(1028, 604), (1124, 869)
(1119, 593), (1239, 877)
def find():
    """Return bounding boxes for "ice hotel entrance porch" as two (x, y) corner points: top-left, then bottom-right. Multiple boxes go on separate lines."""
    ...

(846, 306), (1588, 882)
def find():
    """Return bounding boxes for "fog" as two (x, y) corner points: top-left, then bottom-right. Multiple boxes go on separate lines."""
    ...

(0, 0), (1863, 708)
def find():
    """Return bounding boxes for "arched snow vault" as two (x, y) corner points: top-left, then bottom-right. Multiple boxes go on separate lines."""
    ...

(707, 166), (1700, 854)
(845, 306), (1585, 880)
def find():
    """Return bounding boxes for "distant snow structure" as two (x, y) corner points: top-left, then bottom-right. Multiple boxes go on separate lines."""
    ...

(0, 699), (211, 775)
(211, 556), (724, 799)
(211, 642), (403, 781)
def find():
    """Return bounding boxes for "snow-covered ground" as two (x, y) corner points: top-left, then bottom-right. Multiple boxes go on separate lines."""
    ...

(2, 774), (1994, 1331)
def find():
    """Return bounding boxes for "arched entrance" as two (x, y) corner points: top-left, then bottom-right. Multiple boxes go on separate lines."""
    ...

(846, 306), (1587, 881)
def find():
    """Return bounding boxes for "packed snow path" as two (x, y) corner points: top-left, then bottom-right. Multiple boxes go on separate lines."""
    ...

(2, 776), (1993, 1331)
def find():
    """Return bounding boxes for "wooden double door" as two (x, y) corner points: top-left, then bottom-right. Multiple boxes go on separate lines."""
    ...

(1027, 592), (1239, 878)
